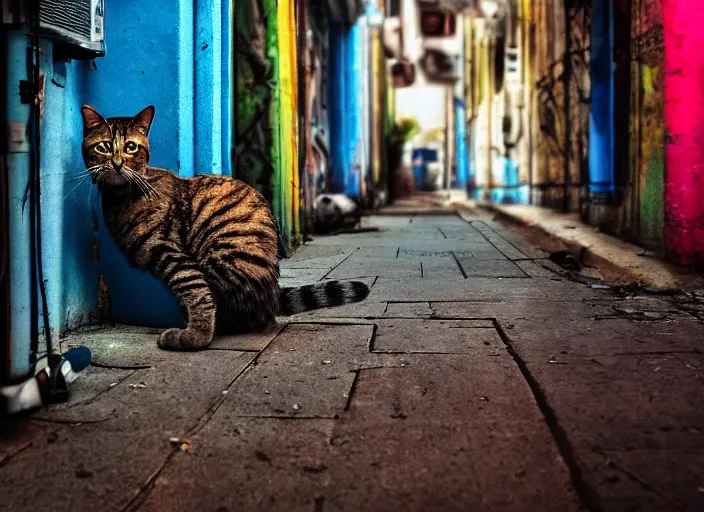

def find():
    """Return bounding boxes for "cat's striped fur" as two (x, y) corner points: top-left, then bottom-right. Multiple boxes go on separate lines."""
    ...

(81, 105), (369, 350)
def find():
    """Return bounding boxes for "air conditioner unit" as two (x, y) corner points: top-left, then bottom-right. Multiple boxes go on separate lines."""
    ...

(2, 0), (106, 57)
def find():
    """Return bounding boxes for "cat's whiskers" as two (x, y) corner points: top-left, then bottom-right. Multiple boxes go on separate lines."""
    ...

(124, 165), (162, 199)
(63, 173), (95, 200)
(65, 166), (106, 182)
(123, 167), (158, 199)
(122, 168), (145, 196)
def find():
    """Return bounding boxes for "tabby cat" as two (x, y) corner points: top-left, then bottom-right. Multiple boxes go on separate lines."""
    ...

(81, 105), (370, 351)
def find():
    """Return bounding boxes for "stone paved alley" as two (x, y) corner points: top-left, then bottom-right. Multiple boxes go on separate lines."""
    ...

(1, 205), (704, 512)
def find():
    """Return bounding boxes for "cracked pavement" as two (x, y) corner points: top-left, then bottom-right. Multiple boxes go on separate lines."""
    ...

(1, 207), (703, 512)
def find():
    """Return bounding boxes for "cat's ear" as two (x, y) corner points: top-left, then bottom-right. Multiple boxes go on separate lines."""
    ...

(81, 105), (107, 130)
(130, 105), (155, 135)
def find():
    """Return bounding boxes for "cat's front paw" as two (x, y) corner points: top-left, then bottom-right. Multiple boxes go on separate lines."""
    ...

(158, 328), (212, 351)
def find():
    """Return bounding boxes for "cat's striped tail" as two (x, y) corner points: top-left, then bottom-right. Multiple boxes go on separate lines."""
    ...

(279, 280), (370, 315)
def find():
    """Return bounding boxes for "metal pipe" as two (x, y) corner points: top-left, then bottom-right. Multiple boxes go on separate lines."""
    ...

(3, 31), (33, 382)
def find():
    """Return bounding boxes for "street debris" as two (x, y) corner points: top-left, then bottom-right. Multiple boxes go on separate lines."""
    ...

(549, 250), (582, 272)
(128, 382), (146, 389)
(169, 437), (193, 453)
(74, 464), (93, 479)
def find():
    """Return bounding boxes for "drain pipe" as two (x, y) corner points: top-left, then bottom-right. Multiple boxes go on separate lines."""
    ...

(2, 30), (34, 385)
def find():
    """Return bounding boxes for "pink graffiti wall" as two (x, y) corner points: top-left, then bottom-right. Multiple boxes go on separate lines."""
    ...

(662, 0), (704, 264)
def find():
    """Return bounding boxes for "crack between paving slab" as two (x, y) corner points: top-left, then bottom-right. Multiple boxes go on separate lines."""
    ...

(450, 251), (468, 278)
(320, 248), (359, 280)
(119, 452), (175, 512)
(470, 220), (531, 256)
(343, 370), (361, 411)
(469, 221), (533, 277)
(0, 440), (34, 467)
(368, 323), (378, 352)
(492, 319), (606, 512)
(30, 415), (114, 425)
(119, 325), (290, 512)
(90, 361), (152, 370)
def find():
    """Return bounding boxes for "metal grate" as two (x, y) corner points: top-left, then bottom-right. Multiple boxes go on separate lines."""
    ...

(39, 0), (92, 40)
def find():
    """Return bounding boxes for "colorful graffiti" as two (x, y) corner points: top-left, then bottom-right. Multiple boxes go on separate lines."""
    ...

(235, 0), (301, 253)
(629, 0), (664, 246)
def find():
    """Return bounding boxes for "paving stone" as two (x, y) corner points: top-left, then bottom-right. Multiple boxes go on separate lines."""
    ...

(505, 316), (704, 358)
(523, 352), (704, 451)
(372, 319), (503, 355)
(278, 267), (329, 287)
(63, 328), (176, 368)
(457, 258), (528, 278)
(10, 210), (700, 512)
(63, 326), (270, 366)
(323, 357), (580, 511)
(576, 447), (704, 512)
(407, 214), (469, 227)
(401, 239), (494, 254)
(40, 365), (135, 410)
(515, 259), (561, 278)
(384, 301), (433, 317)
(362, 215), (415, 227)
(291, 300), (387, 319)
(493, 230), (549, 259)
(0, 350), (254, 512)
(223, 324), (373, 418)
(286, 244), (352, 261)
(430, 298), (615, 321)
(454, 244), (508, 260)
(210, 322), (284, 351)
(138, 418), (337, 512)
(326, 259), (422, 279)
(368, 278), (552, 301)
(423, 257), (464, 278)
(306, 233), (407, 247)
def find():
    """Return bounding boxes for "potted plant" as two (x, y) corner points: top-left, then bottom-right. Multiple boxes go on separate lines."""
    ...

(386, 117), (420, 200)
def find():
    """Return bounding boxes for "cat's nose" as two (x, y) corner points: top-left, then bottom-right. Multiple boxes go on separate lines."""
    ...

(112, 156), (123, 170)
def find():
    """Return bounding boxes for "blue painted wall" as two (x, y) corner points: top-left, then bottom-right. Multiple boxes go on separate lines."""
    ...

(41, 43), (99, 332)
(454, 96), (468, 189)
(328, 23), (350, 195)
(82, 0), (233, 327)
(467, 120), (478, 199)
(589, 0), (615, 196)
(4, 0), (235, 383)
(329, 21), (365, 199)
(83, 0), (196, 327)
(4, 32), (98, 379)
(5, 31), (34, 379)
(345, 23), (362, 198)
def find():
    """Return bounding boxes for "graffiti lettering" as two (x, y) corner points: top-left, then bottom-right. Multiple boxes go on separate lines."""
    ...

(630, 24), (664, 59)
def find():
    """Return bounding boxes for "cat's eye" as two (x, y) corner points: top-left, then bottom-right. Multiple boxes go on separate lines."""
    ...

(94, 141), (113, 155)
(124, 141), (139, 154)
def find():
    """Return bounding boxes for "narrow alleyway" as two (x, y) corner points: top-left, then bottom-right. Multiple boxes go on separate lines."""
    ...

(1, 202), (702, 512)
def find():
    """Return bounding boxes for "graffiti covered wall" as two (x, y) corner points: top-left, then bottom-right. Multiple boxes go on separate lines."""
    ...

(235, 0), (301, 252)
(529, 0), (590, 211)
(629, 0), (664, 247)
